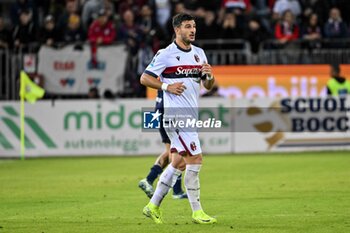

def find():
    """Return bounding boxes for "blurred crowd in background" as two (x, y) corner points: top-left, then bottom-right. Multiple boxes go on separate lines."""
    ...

(0, 0), (350, 99)
(0, 0), (349, 54)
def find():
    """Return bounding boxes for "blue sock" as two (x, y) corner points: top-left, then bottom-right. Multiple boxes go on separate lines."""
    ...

(146, 165), (163, 185)
(173, 174), (183, 194)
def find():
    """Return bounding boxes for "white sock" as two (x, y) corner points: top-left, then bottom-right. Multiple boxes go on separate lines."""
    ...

(150, 164), (182, 206)
(185, 164), (202, 212)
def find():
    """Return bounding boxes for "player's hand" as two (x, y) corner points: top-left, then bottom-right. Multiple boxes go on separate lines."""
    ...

(167, 82), (187, 96)
(201, 62), (213, 79)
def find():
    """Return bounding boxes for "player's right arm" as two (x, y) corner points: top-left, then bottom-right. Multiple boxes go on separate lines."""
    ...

(140, 50), (186, 96)
(140, 73), (186, 96)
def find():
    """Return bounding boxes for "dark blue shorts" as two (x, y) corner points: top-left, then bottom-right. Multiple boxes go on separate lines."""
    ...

(156, 97), (170, 144)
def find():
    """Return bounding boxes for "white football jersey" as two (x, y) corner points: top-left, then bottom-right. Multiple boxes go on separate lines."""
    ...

(144, 41), (207, 110)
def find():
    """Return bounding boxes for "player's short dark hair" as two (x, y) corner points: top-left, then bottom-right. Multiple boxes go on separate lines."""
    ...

(172, 13), (195, 28)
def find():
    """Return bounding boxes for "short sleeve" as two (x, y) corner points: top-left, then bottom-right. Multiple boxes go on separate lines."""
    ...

(201, 49), (208, 64)
(144, 50), (167, 78)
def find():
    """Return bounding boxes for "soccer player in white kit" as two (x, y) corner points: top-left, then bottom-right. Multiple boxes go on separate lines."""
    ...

(140, 13), (217, 224)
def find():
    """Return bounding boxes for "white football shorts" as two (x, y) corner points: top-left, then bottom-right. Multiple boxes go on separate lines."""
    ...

(165, 127), (202, 156)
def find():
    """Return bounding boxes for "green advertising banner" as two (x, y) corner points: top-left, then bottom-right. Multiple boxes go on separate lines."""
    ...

(0, 99), (232, 157)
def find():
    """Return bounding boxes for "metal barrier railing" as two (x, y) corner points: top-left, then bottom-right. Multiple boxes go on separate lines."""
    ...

(260, 38), (350, 50)
(0, 43), (40, 100)
(10, 52), (22, 100)
(195, 39), (251, 65)
(257, 38), (350, 65)
(0, 48), (10, 100)
(1, 39), (350, 100)
(196, 38), (350, 65)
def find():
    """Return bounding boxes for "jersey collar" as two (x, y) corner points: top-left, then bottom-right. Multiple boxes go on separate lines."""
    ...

(174, 41), (192, 53)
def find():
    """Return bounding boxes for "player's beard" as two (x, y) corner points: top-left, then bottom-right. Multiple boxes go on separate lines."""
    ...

(181, 33), (195, 46)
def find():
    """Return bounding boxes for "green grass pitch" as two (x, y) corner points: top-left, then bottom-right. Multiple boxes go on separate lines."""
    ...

(0, 152), (350, 233)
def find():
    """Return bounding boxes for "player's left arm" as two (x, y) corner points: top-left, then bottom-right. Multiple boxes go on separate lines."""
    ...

(201, 62), (215, 90)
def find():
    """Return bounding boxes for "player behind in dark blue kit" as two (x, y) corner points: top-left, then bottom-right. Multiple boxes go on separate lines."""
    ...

(138, 89), (188, 199)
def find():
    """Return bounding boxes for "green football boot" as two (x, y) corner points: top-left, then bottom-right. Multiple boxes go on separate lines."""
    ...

(192, 210), (217, 224)
(143, 202), (163, 224)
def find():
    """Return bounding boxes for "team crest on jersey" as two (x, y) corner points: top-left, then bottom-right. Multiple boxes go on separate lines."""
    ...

(190, 141), (197, 151)
(194, 54), (200, 63)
